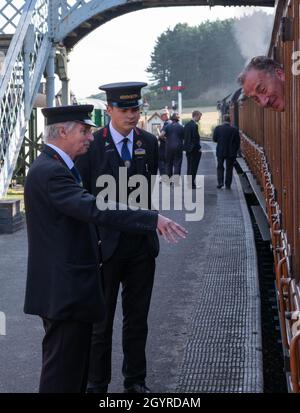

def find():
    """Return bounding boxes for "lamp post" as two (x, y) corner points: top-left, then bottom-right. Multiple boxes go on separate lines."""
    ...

(143, 101), (149, 131)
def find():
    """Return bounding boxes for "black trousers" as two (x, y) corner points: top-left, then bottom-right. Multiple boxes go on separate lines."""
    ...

(166, 147), (183, 177)
(217, 156), (236, 188)
(186, 149), (202, 185)
(39, 318), (92, 393)
(88, 252), (155, 390)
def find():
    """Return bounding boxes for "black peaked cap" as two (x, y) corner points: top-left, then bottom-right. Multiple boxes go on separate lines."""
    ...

(42, 105), (96, 127)
(99, 81), (147, 109)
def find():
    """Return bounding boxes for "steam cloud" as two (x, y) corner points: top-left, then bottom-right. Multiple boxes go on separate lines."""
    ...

(232, 10), (275, 62)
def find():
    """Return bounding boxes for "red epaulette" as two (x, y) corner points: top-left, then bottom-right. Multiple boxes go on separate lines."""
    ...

(102, 127), (108, 139)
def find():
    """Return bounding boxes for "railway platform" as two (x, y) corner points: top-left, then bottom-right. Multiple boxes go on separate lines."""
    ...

(0, 141), (263, 393)
(175, 142), (263, 393)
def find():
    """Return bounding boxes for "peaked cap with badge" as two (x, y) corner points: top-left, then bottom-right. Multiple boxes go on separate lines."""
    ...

(42, 104), (96, 127)
(75, 81), (160, 393)
(99, 81), (147, 109)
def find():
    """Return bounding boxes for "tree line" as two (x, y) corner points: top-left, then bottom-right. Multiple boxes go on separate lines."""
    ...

(145, 19), (246, 106)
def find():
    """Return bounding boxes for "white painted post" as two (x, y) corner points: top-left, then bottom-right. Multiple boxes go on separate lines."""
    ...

(0, 311), (6, 336)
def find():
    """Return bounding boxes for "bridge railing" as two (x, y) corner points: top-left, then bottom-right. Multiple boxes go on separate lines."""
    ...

(0, 0), (26, 35)
(0, 0), (50, 197)
(57, 0), (93, 20)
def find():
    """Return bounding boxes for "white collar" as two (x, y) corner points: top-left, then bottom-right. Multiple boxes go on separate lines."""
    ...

(109, 121), (134, 145)
(46, 143), (74, 169)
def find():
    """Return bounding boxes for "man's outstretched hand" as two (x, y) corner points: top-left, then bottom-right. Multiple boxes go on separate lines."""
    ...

(157, 214), (188, 244)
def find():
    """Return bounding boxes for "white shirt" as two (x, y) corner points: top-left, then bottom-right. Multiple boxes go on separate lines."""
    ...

(46, 143), (74, 170)
(109, 121), (133, 158)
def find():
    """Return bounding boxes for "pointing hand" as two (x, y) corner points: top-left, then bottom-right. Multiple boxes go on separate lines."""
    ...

(157, 214), (188, 244)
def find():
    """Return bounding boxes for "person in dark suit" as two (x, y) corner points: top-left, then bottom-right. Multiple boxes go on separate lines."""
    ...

(24, 104), (187, 393)
(183, 110), (202, 188)
(76, 82), (173, 394)
(157, 108), (171, 178)
(161, 112), (184, 180)
(212, 114), (240, 189)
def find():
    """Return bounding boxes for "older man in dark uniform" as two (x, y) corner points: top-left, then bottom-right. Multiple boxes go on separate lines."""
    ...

(76, 82), (166, 393)
(24, 105), (186, 393)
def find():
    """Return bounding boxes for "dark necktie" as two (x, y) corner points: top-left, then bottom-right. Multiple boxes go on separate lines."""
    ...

(70, 165), (82, 185)
(121, 137), (131, 162)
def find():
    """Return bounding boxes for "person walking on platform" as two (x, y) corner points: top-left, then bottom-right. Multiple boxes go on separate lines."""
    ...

(183, 110), (202, 188)
(76, 82), (178, 394)
(157, 108), (171, 178)
(161, 112), (184, 180)
(24, 104), (187, 393)
(238, 55), (285, 112)
(213, 114), (240, 189)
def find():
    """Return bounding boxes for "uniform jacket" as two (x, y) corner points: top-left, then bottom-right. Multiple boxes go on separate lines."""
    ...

(76, 125), (160, 261)
(213, 122), (240, 158)
(183, 120), (201, 152)
(24, 145), (158, 323)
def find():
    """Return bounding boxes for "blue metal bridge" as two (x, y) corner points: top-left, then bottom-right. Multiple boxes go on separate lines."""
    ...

(0, 0), (274, 197)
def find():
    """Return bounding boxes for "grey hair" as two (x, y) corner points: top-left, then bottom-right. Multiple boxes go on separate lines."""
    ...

(237, 56), (282, 85)
(43, 121), (78, 143)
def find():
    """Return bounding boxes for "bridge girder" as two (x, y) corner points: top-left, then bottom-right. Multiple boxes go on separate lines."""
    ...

(54, 0), (275, 50)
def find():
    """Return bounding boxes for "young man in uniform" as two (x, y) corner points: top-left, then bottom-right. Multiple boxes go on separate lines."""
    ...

(77, 82), (167, 393)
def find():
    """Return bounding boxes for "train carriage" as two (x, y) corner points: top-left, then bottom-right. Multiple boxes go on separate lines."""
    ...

(237, 0), (300, 393)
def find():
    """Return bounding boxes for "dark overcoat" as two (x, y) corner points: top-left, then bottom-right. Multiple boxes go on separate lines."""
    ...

(24, 145), (158, 323)
(183, 120), (201, 152)
(213, 122), (240, 158)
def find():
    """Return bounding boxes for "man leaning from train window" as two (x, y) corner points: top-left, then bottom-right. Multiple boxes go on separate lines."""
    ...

(238, 55), (285, 112)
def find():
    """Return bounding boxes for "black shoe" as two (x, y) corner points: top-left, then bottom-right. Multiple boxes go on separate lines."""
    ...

(86, 383), (108, 393)
(217, 184), (223, 189)
(225, 186), (231, 189)
(124, 383), (151, 393)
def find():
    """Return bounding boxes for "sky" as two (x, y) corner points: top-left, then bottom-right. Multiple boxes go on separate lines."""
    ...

(67, 5), (275, 99)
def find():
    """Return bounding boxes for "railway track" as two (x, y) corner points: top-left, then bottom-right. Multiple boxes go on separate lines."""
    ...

(238, 170), (287, 393)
